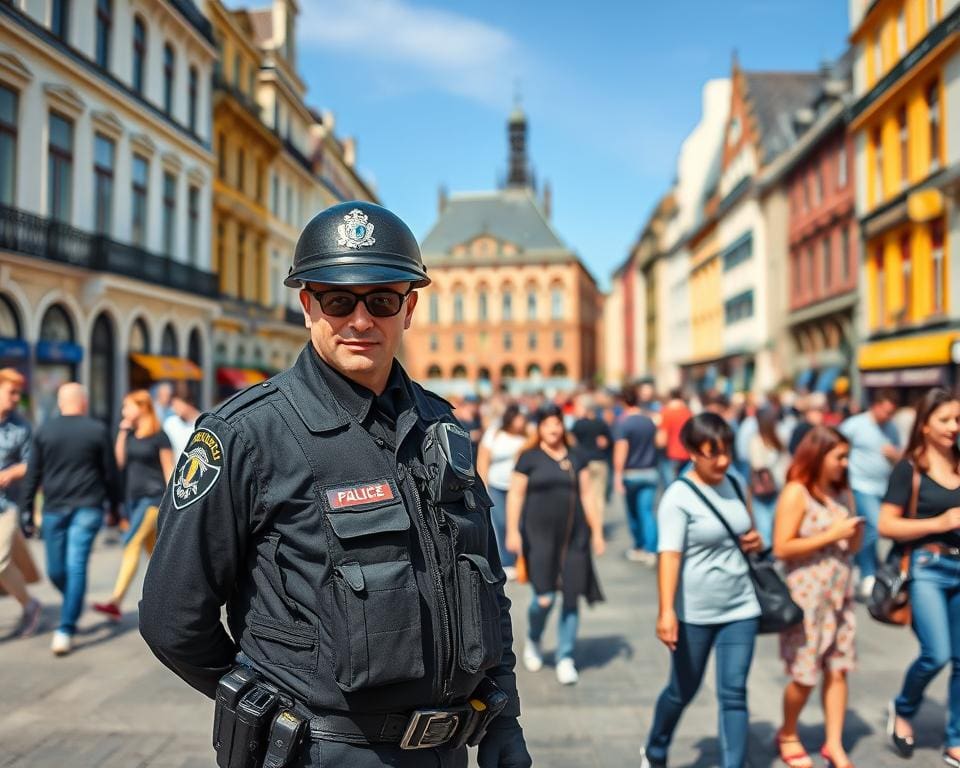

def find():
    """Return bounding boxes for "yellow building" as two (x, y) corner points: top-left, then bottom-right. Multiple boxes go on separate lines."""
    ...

(689, 214), (724, 368)
(850, 0), (960, 393)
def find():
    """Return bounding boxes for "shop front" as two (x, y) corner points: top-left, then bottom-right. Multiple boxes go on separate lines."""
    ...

(858, 329), (960, 403)
(129, 353), (204, 392)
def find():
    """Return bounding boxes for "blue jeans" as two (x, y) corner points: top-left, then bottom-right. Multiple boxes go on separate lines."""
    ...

(752, 495), (777, 549)
(527, 591), (579, 662)
(486, 487), (515, 568)
(623, 476), (658, 552)
(852, 490), (881, 580)
(43, 507), (103, 634)
(646, 617), (759, 768)
(895, 550), (960, 747)
(658, 457), (683, 492)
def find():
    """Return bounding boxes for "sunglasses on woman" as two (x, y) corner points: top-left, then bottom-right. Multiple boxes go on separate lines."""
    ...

(310, 287), (413, 318)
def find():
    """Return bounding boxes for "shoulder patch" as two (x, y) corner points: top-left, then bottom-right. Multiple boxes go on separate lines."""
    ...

(172, 428), (224, 509)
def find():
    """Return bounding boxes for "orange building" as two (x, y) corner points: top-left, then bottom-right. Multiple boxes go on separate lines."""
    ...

(404, 108), (603, 395)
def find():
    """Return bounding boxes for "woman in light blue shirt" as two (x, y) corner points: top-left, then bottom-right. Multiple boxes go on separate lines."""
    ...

(641, 413), (763, 768)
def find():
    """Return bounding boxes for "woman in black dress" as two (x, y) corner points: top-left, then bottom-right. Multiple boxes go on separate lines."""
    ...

(505, 404), (604, 685)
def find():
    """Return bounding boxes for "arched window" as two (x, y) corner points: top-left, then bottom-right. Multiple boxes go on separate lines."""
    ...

(0, 295), (21, 338)
(502, 289), (513, 321)
(527, 363), (542, 379)
(129, 317), (149, 353)
(477, 367), (491, 381)
(160, 323), (177, 356)
(500, 364), (516, 380)
(89, 313), (115, 423)
(477, 289), (488, 322)
(132, 16), (146, 94)
(453, 289), (464, 323)
(429, 294), (439, 324)
(550, 362), (568, 378)
(550, 285), (564, 320)
(452, 364), (467, 378)
(39, 304), (74, 342)
(427, 365), (442, 379)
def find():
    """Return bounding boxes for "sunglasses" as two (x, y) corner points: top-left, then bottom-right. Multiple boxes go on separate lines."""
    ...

(310, 287), (412, 318)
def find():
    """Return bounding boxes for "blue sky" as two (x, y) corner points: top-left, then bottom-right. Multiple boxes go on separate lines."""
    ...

(284, 0), (849, 289)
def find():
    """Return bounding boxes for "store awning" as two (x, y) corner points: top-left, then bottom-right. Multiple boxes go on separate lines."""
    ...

(130, 353), (203, 381)
(858, 331), (960, 371)
(217, 367), (268, 389)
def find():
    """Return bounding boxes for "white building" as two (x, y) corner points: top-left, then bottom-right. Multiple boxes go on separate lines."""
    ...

(0, 0), (219, 422)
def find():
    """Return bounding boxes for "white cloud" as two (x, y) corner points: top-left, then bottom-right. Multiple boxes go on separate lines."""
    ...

(297, 0), (523, 106)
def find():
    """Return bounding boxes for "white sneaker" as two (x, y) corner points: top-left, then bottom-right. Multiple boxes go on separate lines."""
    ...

(522, 639), (543, 672)
(859, 575), (876, 600)
(556, 657), (579, 685)
(51, 630), (72, 656)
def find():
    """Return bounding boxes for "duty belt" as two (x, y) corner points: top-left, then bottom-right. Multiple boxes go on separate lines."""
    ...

(309, 705), (474, 750)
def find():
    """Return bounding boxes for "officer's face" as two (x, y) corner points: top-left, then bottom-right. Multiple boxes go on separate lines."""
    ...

(300, 281), (418, 391)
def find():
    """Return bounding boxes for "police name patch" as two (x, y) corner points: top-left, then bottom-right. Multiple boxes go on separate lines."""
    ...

(326, 481), (394, 509)
(172, 429), (223, 510)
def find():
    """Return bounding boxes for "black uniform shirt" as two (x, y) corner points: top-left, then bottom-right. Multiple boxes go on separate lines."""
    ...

(312, 349), (407, 449)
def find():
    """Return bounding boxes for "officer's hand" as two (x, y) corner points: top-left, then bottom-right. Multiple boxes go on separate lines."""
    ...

(477, 717), (532, 768)
(19, 508), (35, 539)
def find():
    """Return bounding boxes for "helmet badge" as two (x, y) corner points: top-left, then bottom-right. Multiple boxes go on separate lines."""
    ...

(336, 209), (377, 249)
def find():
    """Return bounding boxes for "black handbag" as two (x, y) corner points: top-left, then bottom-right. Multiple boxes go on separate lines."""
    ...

(867, 467), (920, 626)
(679, 476), (803, 634)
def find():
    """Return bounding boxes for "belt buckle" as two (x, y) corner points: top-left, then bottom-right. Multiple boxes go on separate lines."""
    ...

(399, 709), (461, 750)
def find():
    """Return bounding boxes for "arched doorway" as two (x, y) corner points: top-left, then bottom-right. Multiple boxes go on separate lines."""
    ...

(89, 313), (116, 425)
(427, 364), (442, 379)
(187, 328), (203, 407)
(35, 303), (82, 424)
(129, 317), (150, 353)
(0, 294), (29, 378)
(160, 323), (178, 356)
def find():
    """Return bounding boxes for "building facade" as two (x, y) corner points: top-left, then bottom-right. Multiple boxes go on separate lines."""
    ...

(0, 0), (219, 423)
(407, 109), (603, 395)
(849, 0), (960, 396)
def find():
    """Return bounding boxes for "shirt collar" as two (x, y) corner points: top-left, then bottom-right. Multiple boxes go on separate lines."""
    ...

(310, 347), (376, 424)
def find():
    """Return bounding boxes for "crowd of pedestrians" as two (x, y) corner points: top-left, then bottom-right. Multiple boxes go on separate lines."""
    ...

(5, 365), (960, 766)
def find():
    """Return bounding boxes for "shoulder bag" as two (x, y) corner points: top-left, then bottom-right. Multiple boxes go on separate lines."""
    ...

(679, 475), (803, 634)
(867, 466), (920, 626)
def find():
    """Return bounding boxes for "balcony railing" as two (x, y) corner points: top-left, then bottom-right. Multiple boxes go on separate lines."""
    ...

(213, 72), (264, 122)
(0, 204), (219, 298)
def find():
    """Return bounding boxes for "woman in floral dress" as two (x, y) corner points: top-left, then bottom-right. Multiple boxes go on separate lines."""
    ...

(772, 426), (864, 768)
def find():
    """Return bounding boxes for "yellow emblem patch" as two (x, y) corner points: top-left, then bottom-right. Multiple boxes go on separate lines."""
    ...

(172, 429), (223, 509)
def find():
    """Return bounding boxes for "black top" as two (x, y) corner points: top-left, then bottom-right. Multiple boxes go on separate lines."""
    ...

(125, 430), (172, 503)
(883, 459), (960, 548)
(313, 348), (407, 448)
(612, 412), (657, 469)
(515, 447), (603, 608)
(21, 415), (121, 514)
(571, 417), (612, 464)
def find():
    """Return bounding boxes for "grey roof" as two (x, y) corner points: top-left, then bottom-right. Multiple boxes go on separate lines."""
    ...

(420, 189), (568, 256)
(744, 72), (821, 163)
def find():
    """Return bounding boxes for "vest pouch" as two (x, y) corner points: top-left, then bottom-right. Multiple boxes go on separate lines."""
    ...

(329, 560), (425, 692)
(247, 613), (319, 671)
(455, 553), (504, 674)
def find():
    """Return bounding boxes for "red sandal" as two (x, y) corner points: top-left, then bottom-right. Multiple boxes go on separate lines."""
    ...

(775, 730), (813, 768)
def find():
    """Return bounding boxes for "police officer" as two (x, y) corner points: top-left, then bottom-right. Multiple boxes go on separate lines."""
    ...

(140, 202), (532, 768)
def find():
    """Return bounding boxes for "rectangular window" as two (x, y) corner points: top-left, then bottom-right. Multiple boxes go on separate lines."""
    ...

(838, 142), (848, 188)
(163, 43), (175, 116)
(255, 161), (263, 204)
(722, 233), (753, 271)
(553, 331), (563, 350)
(841, 227), (851, 284)
(528, 332), (537, 350)
(429, 294), (439, 324)
(187, 185), (200, 266)
(503, 332), (512, 351)
(478, 292), (488, 322)
(237, 148), (244, 193)
(527, 291), (537, 320)
(429, 334), (438, 352)
(162, 171), (176, 257)
(47, 112), (73, 222)
(723, 290), (754, 324)
(95, 0), (111, 69)
(454, 334), (463, 352)
(928, 81), (941, 171)
(270, 172), (278, 214)
(132, 16), (146, 95)
(93, 134), (114, 235)
(453, 293), (464, 323)
(932, 219), (945, 314)
(873, 128), (884, 203)
(217, 132), (226, 180)
(131, 154), (148, 247)
(898, 105), (909, 187)
(822, 235), (832, 290)
(51, 0), (69, 40)
(550, 288), (563, 320)
(900, 234), (912, 321)
(502, 292), (513, 321)
(188, 67), (198, 134)
(0, 85), (17, 206)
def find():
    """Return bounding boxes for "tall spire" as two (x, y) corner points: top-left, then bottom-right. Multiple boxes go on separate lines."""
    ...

(507, 89), (530, 189)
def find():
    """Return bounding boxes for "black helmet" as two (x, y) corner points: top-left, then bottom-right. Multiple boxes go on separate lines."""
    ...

(284, 201), (430, 288)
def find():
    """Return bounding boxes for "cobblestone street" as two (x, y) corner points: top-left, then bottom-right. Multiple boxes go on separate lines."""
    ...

(0, 502), (952, 767)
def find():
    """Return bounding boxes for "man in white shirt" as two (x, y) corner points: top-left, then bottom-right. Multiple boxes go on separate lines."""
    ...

(162, 393), (200, 461)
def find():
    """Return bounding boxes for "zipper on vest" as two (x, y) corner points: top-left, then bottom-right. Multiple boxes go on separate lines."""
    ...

(398, 463), (452, 702)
